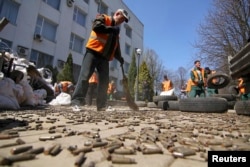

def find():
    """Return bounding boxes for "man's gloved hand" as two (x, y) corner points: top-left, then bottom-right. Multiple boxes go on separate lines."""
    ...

(113, 26), (120, 35)
(119, 57), (124, 65)
(197, 80), (204, 86)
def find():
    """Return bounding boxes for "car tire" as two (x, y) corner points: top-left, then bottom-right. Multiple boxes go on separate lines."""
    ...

(179, 97), (228, 113)
(210, 94), (236, 101)
(147, 102), (158, 108)
(234, 100), (250, 116)
(153, 95), (178, 105)
(207, 72), (230, 89)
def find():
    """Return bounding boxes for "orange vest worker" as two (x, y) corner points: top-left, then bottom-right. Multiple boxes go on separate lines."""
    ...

(86, 15), (118, 61)
(89, 72), (98, 84)
(238, 78), (245, 94)
(162, 80), (173, 91)
(107, 81), (115, 94)
(186, 79), (192, 92)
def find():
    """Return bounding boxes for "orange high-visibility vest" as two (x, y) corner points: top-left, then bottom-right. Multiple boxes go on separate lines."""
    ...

(162, 80), (173, 91)
(86, 14), (118, 61)
(89, 72), (98, 84)
(60, 81), (73, 92)
(107, 83), (115, 94)
(191, 68), (206, 86)
(238, 78), (245, 94)
(186, 79), (192, 92)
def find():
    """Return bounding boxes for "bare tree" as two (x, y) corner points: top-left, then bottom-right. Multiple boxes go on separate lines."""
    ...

(174, 67), (188, 90)
(143, 48), (165, 94)
(194, 0), (250, 73)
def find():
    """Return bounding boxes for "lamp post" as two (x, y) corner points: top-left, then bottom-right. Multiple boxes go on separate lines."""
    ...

(135, 48), (142, 101)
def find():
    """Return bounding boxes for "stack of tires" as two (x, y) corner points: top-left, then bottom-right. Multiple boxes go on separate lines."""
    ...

(229, 43), (250, 116)
(178, 71), (230, 113)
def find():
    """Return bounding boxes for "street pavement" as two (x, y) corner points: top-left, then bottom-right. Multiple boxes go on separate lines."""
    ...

(0, 104), (250, 167)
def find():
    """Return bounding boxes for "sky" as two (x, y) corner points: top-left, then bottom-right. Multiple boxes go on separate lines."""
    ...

(123, 0), (213, 71)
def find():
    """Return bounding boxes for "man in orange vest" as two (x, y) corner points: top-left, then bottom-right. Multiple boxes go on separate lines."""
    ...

(71, 9), (128, 111)
(236, 77), (250, 100)
(161, 75), (173, 91)
(107, 80), (116, 100)
(185, 79), (192, 97)
(189, 60), (207, 97)
(86, 71), (98, 106)
(55, 81), (74, 95)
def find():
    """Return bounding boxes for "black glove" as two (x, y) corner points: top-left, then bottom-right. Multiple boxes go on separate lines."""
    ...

(113, 26), (120, 35)
(119, 57), (124, 65)
(197, 80), (204, 86)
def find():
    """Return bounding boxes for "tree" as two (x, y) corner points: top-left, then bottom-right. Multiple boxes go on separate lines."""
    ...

(57, 53), (75, 83)
(143, 48), (165, 94)
(176, 67), (188, 90)
(137, 61), (153, 101)
(127, 50), (137, 99)
(194, 0), (250, 73)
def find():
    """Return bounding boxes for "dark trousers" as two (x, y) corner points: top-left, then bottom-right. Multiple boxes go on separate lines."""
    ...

(71, 50), (109, 109)
(189, 86), (206, 97)
(86, 83), (97, 105)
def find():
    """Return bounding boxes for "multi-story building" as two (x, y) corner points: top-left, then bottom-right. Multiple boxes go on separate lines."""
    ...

(0, 0), (143, 91)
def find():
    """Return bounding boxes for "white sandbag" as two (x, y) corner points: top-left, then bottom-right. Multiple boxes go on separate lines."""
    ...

(13, 84), (26, 104)
(49, 92), (71, 106)
(0, 95), (20, 110)
(33, 89), (47, 105)
(19, 79), (35, 106)
(0, 78), (20, 109)
(160, 88), (175, 96)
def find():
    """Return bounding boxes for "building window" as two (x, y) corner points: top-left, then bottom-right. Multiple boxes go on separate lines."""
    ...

(42, 0), (60, 10)
(125, 43), (130, 55)
(35, 16), (57, 42)
(125, 26), (132, 38)
(0, 38), (12, 52)
(70, 33), (84, 53)
(30, 50), (54, 68)
(124, 62), (129, 73)
(73, 7), (86, 27)
(97, 1), (108, 14)
(0, 0), (19, 25)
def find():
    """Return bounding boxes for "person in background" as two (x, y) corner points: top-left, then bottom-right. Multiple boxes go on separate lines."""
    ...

(236, 77), (250, 100)
(107, 80), (116, 100)
(54, 81), (74, 96)
(180, 83), (187, 98)
(70, 9), (128, 111)
(189, 60), (207, 97)
(204, 67), (218, 96)
(86, 71), (98, 106)
(161, 75), (173, 91)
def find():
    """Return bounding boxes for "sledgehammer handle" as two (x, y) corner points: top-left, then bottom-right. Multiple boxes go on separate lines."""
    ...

(120, 64), (125, 78)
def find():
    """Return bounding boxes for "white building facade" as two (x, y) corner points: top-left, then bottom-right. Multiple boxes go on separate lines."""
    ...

(0, 0), (144, 91)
